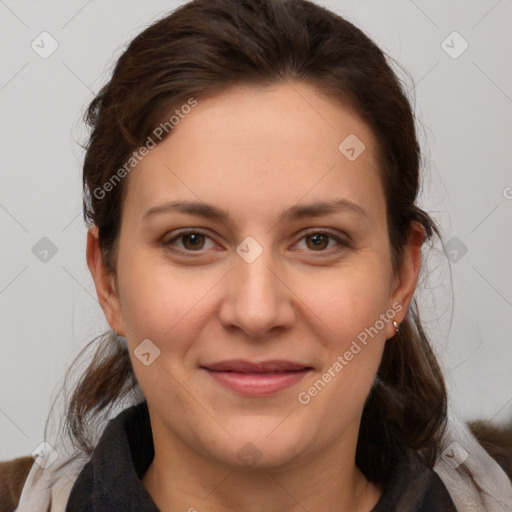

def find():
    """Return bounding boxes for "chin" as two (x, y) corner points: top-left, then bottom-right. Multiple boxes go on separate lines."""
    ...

(214, 425), (307, 469)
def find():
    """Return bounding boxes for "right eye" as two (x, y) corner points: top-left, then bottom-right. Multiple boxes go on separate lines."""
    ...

(164, 229), (217, 252)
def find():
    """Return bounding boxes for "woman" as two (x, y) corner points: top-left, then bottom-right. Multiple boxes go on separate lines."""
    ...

(7, 0), (512, 510)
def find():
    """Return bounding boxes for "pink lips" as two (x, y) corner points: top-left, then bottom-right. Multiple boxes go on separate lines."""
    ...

(201, 359), (312, 397)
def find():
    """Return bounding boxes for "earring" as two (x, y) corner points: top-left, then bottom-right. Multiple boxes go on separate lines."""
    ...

(393, 321), (400, 333)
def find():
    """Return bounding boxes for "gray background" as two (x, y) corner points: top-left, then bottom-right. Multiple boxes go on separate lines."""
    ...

(1, 0), (511, 460)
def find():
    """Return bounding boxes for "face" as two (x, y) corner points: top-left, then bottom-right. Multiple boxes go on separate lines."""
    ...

(89, 81), (421, 470)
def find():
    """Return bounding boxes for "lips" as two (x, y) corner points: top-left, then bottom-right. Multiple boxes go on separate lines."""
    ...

(201, 359), (311, 373)
(201, 359), (312, 396)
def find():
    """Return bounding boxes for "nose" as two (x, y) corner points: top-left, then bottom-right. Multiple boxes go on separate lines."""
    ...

(218, 246), (296, 339)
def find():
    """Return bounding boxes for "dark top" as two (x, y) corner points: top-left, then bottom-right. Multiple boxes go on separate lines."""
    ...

(66, 401), (458, 511)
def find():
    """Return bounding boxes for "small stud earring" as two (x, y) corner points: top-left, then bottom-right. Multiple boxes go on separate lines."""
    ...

(393, 321), (400, 333)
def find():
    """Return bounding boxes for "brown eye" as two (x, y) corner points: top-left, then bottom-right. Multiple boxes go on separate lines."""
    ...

(305, 233), (330, 250)
(294, 230), (349, 253)
(164, 230), (216, 252)
(181, 233), (206, 250)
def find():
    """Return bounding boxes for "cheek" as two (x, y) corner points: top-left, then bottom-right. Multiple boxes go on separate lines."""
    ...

(116, 246), (203, 339)
(295, 263), (390, 400)
(302, 260), (391, 337)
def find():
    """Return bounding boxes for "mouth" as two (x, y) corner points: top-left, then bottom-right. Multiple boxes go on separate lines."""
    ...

(200, 359), (313, 396)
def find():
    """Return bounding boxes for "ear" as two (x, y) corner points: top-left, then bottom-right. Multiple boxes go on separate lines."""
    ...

(385, 221), (425, 339)
(86, 225), (127, 336)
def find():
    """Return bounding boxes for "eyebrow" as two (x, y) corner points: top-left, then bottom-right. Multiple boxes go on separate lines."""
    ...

(142, 198), (368, 225)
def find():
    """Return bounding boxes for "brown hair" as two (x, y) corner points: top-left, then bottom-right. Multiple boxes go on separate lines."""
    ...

(50, 0), (448, 483)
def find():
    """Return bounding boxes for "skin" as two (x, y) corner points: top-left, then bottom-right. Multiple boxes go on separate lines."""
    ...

(87, 81), (425, 512)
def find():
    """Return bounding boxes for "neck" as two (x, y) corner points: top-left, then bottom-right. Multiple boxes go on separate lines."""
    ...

(141, 428), (383, 512)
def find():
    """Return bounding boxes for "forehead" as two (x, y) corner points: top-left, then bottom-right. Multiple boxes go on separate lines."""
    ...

(123, 81), (384, 225)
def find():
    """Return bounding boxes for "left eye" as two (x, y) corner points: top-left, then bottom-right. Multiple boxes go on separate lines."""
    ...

(294, 231), (346, 252)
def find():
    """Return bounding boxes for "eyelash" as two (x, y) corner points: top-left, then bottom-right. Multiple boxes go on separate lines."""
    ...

(163, 228), (351, 256)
